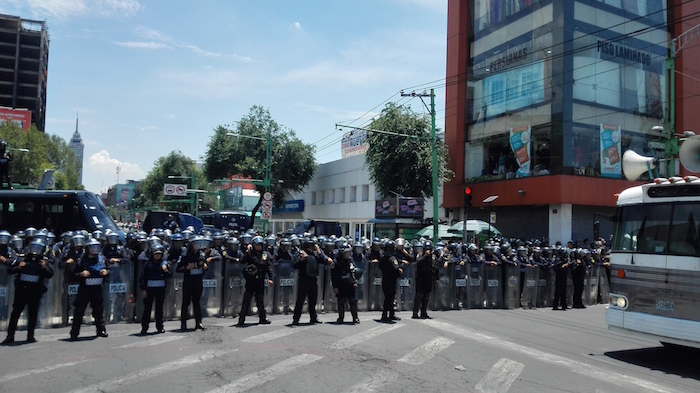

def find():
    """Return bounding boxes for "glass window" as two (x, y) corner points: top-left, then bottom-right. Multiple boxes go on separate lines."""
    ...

(362, 185), (369, 202)
(349, 186), (357, 203)
(337, 188), (345, 204)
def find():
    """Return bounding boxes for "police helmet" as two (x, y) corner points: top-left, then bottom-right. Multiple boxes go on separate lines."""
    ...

(86, 238), (101, 256)
(25, 227), (37, 240)
(92, 230), (104, 242)
(265, 235), (276, 247)
(290, 234), (300, 247)
(72, 234), (87, 248)
(106, 232), (120, 246)
(371, 237), (382, 248)
(532, 246), (542, 254)
(27, 240), (45, 256)
(0, 230), (11, 245)
(151, 243), (165, 255)
(226, 237), (240, 250)
(241, 233), (253, 245)
(251, 236), (265, 248)
(181, 229), (194, 241)
(279, 238), (291, 250)
(14, 230), (25, 240)
(340, 244), (352, 258)
(170, 233), (185, 250)
(516, 246), (528, 256)
(201, 236), (213, 249)
(413, 240), (424, 254)
(212, 231), (224, 242)
(302, 238), (316, 249)
(34, 230), (47, 244)
(10, 235), (22, 251)
(434, 246), (444, 258)
(61, 231), (73, 244)
(484, 244), (494, 253)
(353, 241), (363, 254)
(395, 238), (406, 248)
(46, 232), (56, 246)
(423, 240), (433, 251)
(384, 240), (396, 253)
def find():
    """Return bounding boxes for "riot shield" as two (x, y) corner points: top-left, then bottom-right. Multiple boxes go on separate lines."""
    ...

(105, 261), (133, 324)
(273, 259), (296, 315)
(521, 266), (539, 309)
(454, 262), (467, 309)
(584, 265), (600, 306)
(353, 258), (369, 312)
(466, 262), (484, 309)
(566, 270), (574, 306)
(483, 264), (503, 309)
(16, 260), (58, 329)
(0, 263), (10, 330)
(536, 266), (553, 308)
(430, 261), (455, 311)
(367, 262), (384, 311)
(222, 261), (245, 317)
(396, 262), (414, 312)
(321, 263), (336, 314)
(200, 259), (222, 318)
(503, 264), (520, 309)
(599, 267), (610, 304)
(164, 270), (184, 321)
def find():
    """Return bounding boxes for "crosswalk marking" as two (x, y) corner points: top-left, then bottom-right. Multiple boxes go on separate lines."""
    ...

(397, 337), (454, 366)
(421, 319), (683, 393)
(327, 322), (405, 350)
(112, 335), (183, 349)
(475, 358), (525, 393)
(68, 349), (236, 393)
(242, 326), (311, 343)
(206, 354), (323, 393)
(342, 370), (399, 393)
(0, 359), (89, 383)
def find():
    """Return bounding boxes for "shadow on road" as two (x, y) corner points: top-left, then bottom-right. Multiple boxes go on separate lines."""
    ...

(605, 346), (700, 380)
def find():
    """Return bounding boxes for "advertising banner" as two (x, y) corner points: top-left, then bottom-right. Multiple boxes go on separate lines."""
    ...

(0, 107), (31, 130)
(509, 125), (531, 177)
(375, 198), (397, 218)
(341, 129), (368, 158)
(398, 198), (424, 218)
(600, 124), (622, 178)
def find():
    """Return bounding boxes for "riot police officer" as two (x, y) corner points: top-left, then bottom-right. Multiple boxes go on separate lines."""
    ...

(70, 238), (109, 341)
(379, 241), (403, 322)
(413, 240), (438, 319)
(139, 244), (172, 334)
(103, 232), (129, 323)
(552, 246), (570, 310)
(2, 240), (53, 344)
(177, 236), (208, 331)
(572, 248), (589, 309)
(237, 236), (274, 326)
(291, 239), (324, 325)
(331, 243), (360, 324)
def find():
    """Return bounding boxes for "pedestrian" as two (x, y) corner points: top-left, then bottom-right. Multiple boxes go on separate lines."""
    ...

(291, 238), (324, 325)
(70, 238), (109, 341)
(177, 236), (208, 331)
(412, 240), (438, 319)
(331, 243), (360, 324)
(379, 240), (404, 322)
(2, 240), (53, 344)
(237, 236), (274, 326)
(139, 244), (172, 334)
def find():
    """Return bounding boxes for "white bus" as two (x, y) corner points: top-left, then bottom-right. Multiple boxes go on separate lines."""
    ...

(606, 177), (700, 349)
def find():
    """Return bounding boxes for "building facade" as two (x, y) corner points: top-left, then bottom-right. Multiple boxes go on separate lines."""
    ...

(0, 14), (49, 132)
(444, 0), (700, 243)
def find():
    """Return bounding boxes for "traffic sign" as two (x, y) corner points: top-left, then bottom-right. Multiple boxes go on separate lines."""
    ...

(164, 183), (188, 196)
(262, 201), (273, 210)
(263, 191), (272, 201)
(261, 210), (272, 220)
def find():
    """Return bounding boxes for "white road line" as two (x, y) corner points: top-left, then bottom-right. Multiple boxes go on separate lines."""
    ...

(69, 349), (236, 393)
(0, 359), (89, 383)
(422, 319), (684, 393)
(206, 353), (323, 393)
(475, 358), (525, 393)
(397, 337), (455, 365)
(112, 335), (184, 349)
(327, 322), (405, 350)
(242, 326), (311, 343)
(342, 370), (399, 393)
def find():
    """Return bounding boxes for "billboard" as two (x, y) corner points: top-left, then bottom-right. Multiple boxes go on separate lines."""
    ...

(509, 125), (531, 178)
(398, 198), (424, 218)
(341, 129), (368, 158)
(116, 183), (135, 205)
(0, 107), (31, 130)
(600, 124), (622, 178)
(375, 198), (398, 217)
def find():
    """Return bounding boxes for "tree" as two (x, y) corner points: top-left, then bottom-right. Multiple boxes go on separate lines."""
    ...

(365, 102), (452, 198)
(0, 123), (82, 189)
(204, 105), (317, 229)
(138, 151), (214, 214)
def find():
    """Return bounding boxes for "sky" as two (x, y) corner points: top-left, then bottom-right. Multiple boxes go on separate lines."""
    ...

(0, 0), (447, 194)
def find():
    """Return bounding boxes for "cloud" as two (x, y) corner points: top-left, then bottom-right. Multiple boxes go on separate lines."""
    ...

(114, 41), (171, 50)
(87, 150), (145, 179)
(7, 0), (141, 20)
(293, 22), (302, 29)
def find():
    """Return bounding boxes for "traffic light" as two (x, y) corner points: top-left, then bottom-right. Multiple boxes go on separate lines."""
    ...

(464, 187), (473, 209)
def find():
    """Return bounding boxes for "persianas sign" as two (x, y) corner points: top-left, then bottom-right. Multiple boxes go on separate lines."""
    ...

(0, 107), (31, 130)
(509, 125), (531, 178)
(600, 124), (622, 178)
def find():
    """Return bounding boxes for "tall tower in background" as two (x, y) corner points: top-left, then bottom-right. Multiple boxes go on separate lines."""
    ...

(0, 14), (49, 132)
(69, 114), (84, 185)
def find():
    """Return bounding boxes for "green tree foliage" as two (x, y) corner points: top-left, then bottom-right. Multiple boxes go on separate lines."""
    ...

(138, 151), (214, 214)
(365, 102), (452, 198)
(0, 123), (82, 189)
(204, 105), (317, 228)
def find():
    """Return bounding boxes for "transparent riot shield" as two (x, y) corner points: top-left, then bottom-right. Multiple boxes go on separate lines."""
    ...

(164, 270), (184, 321)
(566, 270), (574, 306)
(584, 265), (600, 306)
(521, 266), (539, 309)
(367, 262), (384, 311)
(536, 266), (553, 308)
(454, 262), (467, 309)
(430, 262), (455, 311)
(503, 264), (520, 309)
(353, 258), (369, 312)
(466, 263), (484, 309)
(483, 264), (503, 309)
(396, 262), (415, 312)
(0, 264), (10, 330)
(200, 259), (222, 318)
(16, 262), (58, 329)
(105, 261), (133, 324)
(599, 267), (610, 304)
(321, 263), (336, 314)
(273, 259), (296, 315)
(222, 261), (245, 317)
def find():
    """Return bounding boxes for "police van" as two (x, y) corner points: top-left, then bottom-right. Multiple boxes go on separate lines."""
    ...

(0, 190), (121, 236)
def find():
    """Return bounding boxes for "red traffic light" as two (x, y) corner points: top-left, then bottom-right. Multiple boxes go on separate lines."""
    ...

(465, 187), (472, 195)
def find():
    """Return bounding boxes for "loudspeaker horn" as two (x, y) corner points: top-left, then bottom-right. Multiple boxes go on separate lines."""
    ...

(679, 135), (700, 173)
(622, 150), (656, 181)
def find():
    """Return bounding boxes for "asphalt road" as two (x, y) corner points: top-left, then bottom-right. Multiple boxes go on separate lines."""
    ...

(1, 305), (698, 393)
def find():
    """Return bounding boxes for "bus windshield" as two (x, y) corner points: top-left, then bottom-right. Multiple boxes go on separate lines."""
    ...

(77, 192), (118, 232)
(612, 202), (700, 256)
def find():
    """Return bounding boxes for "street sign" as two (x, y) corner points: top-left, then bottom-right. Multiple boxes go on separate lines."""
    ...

(261, 210), (272, 220)
(490, 212), (496, 224)
(164, 183), (188, 196)
(263, 191), (272, 201)
(262, 200), (273, 210)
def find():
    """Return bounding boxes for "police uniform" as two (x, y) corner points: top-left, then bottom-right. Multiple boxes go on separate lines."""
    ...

(237, 239), (274, 326)
(379, 243), (403, 322)
(331, 249), (360, 324)
(70, 243), (110, 341)
(552, 250), (569, 310)
(2, 243), (53, 344)
(412, 244), (438, 319)
(176, 243), (208, 331)
(139, 248), (172, 334)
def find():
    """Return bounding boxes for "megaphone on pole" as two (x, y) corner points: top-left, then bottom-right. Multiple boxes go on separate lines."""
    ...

(679, 135), (700, 173)
(622, 150), (656, 181)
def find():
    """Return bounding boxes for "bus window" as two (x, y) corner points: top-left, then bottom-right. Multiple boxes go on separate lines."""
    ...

(614, 204), (672, 253)
(668, 204), (700, 256)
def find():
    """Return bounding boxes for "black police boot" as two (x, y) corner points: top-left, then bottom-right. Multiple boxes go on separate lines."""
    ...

(1, 335), (14, 345)
(26, 334), (37, 343)
(350, 303), (359, 324)
(195, 321), (207, 330)
(380, 311), (390, 322)
(96, 328), (108, 338)
(236, 316), (245, 326)
(337, 299), (345, 323)
(180, 320), (189, 331)
(140, 327), (148, 336)
(389, 311), (401, 321)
